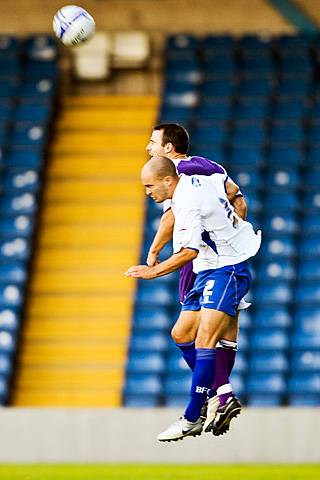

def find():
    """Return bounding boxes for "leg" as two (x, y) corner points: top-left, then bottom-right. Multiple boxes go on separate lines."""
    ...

(183, 308), (233, 423)
(171, 310), (200, 371)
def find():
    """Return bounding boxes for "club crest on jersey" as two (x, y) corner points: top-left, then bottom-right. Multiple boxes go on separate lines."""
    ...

(191, 177), (201, 187)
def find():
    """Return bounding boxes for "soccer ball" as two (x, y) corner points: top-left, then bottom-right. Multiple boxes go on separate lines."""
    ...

(53, 5), (95, 47)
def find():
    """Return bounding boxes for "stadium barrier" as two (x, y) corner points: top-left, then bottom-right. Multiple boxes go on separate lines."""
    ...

(0, 407), (319, 463)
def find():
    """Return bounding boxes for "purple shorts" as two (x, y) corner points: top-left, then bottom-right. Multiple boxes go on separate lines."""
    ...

(179, 261), (197, 304)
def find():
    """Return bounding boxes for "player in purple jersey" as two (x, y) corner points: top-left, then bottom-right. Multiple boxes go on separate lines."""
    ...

(145, 124), (248, 436)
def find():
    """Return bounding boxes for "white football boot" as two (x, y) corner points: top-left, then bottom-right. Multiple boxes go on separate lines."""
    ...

(203, 395), (220, 432)
(157, 416), (203, 442)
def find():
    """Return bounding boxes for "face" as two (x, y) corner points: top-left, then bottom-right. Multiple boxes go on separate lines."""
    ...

(141, 171), (171, 203)
(146, 129), (167, 157)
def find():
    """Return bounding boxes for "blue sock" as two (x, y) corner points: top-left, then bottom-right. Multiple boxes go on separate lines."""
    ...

(176, 341), (196, 371)
(184, 348), (216, 422)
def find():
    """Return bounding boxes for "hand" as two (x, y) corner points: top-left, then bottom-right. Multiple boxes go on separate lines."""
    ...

(146, 250), (159, 267)
(125, 265), (156, 280)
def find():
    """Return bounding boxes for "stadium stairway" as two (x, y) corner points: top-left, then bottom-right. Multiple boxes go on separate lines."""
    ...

(11, 95), (158, 406)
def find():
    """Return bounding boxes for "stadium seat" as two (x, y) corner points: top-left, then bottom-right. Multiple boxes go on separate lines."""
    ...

(0, 353), (12, 377)
(123, 373), (162, 396)
(130, 331), (169, 353)
(298, 259), (320, 281)
(252, 306), (292, 328)
(267, 146), (302, 167)
(300, 236), (320, 257)
(288, 394), (320, 407)
(133, 307), (172, 330)
(291, 351), (320, 372)
(163, 371), (192, 396)
(259, 236), (297, 259)
(0, 216), (34, 239)
(246, 373), (286, 395)
(270, 122), (304, 145)
(301, 214), (320, 235)
(250, 329), (289, 350)
(249, 352), (288, 373)
(288, 373), (320, 394)
(0, 263), (27, 285)
(0, 193), (37, 216)
(266, 168), (300, 190)
(264, 191), (300, 212)
(127, 352), (166, 374)
(0, 308), (20, 332)
(231, 122), (265, 146)
(1, 170), (40, 194)
(136, 282), (175, 307)
(294, 307), (320, 333)
(0, 376), (9, 405)
(0, 330), (16, 354)
(247, 395), (283, 407)
(257, 259), (296, 282)
(291, 332), (320, 350)
(263, 214), (299, 235)
(0, 238), (31, 261)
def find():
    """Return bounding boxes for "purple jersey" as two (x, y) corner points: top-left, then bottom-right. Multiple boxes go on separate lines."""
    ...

(176, 156), (227, 302)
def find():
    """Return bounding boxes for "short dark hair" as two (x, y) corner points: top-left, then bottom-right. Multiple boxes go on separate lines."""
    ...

(154, 123), (190, 154)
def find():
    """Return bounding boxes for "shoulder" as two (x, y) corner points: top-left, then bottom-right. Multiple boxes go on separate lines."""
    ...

(177, 156), (226, 176)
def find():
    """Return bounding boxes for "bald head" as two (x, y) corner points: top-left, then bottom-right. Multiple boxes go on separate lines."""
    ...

(141, 156), (179, 203)
(142, 156), (178, 180)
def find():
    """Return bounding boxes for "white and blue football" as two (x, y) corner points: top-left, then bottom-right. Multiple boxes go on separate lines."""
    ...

(53, 5), (95, 47)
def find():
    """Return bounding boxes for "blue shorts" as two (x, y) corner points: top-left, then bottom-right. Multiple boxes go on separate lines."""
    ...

(181, 261), (251, 317)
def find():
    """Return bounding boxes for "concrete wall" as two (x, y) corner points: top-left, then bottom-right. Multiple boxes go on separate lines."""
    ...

(0, 407), (319, 463)
(0, 0), (294, 35)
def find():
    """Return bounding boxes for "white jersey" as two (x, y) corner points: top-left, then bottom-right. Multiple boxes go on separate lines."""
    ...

(171, 174), (261, 272)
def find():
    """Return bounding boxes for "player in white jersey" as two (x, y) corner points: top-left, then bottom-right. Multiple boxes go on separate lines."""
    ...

(126, 157), (261, 442)
(145, 123), (249, 435)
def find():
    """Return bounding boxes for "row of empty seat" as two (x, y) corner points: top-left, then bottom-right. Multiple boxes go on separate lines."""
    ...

(0, 34), (58, 404)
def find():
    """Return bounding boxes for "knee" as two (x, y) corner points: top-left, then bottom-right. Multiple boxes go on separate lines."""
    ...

(171, 324), (195, 344)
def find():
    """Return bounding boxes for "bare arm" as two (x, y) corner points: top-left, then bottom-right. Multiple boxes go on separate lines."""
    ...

(125, 247), (198, 280)
(225, 178), (247, 220)
(147, 208), (174, 266)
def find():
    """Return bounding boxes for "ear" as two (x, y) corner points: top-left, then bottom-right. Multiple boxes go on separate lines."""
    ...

(164, 142), (173, 154)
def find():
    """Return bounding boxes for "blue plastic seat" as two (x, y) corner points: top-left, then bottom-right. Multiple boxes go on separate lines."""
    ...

(260, 236), (297, 259)
(232, 123), (265, 146)
(166, 349), (192, 373)
(308, 123), (320, 145)
(196, 100), (231, 121)
(291, 351), (320, 372)
(264, 191), (300, 212)
(270, 122), (304, 145)
(247, 394), (283, 407)
(249, 352), (288, 373)
(266, 168), (300, 190)
(127, 352), (165, 374)
(288, 373), (320, 394)
(288, 394), (320, 407)
(231, 351), (248, 374)
(301, 213), (320, 235)
(240, 55), (274, 75)
(237, 78), (273, 98)
(0, 80), (17, 98)
(124, 373), (162, 396)
(19, 79), (56, 101)
(298, 259), (320, 281)
(263, 213), (299, 235)
(0, 193), (37, 215)
(203, 55), (236, 76)
(200, 79), (234, 98)
(291, 331), (320, 350)
(254, 281), (293, 304)
(300, 236), (320, 257)
(228, 147), (263, 168)
(202, 35), (235, 52)
(124, 395), (159, 407)
(0, 263), (27, 285)
(0, 58), (20, 78)
(267, 146), (302, 167)
(246, 373), (286, 394)
(294, 307), (320, 333)
(302, 191), (320, 212)
(279, 56), (312, 77)
(133, 307), (172, 330)
(136, 282), (175, 308)
(24, 61), (58, 81)
(14, 104), (51, 124)
(0, 102), (13, 122)
(163, 371), (192, 395)
(164, 393), (189, 407)
(0, 238), (30, 261)
(0, 376), (9, 404)
(130, 331), (169, 353)
(10, 125), (47, 148)
(1, 169), (40, 194)
(276, 79), (310, 98)
(230, 372), (245, 396)
(0, 330), (16, 354)
(252, 306), (292, 328)
(0, 216), (34, 239)
(0, 285), (23, 308)
(250, 328), (289, 350)
(2, 152), (44, 169)
(0, 309), (19, 333)
(159, 105), (194, 124)
(191, 123), (227, 146)
(0, 353), (12, 377)
(233, 100), (268, 121)
(271, 98), (307, 120)
(257, 259), (296, 282)
(166, 34), (198, 51)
